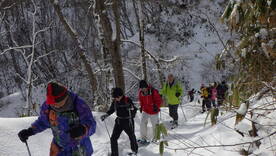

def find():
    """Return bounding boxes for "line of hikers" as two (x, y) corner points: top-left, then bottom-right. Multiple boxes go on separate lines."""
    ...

(18, 74), (228, 156)
(100, 74), (183, 156)
(195, 81), (228, 113)
(187, 81), (228, 113)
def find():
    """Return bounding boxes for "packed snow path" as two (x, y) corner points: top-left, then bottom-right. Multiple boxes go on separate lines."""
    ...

(0, 97), (275, 156)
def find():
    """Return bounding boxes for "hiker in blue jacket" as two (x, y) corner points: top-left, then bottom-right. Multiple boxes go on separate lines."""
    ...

(18, 82), (96, 156)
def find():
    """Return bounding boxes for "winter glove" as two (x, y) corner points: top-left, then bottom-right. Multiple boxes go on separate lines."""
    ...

(18, 128), (34, 143)
(129, 106), (138, 118)
(153, 104), (159, 113)
(68, 124), (86, 139)
(175, 92), (181, 97)
(100, 114), (109, 121)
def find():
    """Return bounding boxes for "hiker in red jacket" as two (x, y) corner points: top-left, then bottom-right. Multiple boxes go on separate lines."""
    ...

(138, 80), (162, 144)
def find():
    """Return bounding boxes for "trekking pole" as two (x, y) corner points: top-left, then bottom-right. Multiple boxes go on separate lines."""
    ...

(25, 141), (32, 156)
(180, 99), (187, 121)
(103, 120), (111, 139)
(180, 104), (187, 121)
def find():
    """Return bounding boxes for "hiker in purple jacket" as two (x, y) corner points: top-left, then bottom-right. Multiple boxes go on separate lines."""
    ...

(18, 82), (96, 156)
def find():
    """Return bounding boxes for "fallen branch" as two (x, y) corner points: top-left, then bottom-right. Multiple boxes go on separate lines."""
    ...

(165, 131), (276, 151)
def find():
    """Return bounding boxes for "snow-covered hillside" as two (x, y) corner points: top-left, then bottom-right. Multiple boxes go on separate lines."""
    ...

(0, 93), (275, 156)
(122, 0), (231, 91)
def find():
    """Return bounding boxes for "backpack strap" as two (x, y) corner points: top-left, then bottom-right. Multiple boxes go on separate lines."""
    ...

(124, 97), (129, 104)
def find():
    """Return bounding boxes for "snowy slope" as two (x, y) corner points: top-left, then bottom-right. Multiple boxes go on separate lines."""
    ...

(122, 0), (232, 91)
(0, 93), (275, 156)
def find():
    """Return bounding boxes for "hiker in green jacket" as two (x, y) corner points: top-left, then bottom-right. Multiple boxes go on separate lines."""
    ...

(160, 74), (183, 128)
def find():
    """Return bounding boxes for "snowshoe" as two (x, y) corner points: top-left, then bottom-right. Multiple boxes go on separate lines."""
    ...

(171, 122), (178, 129)
(171, 124), (178, 129)
(137, 139), (150, 147)
(127, 152), (137, 156)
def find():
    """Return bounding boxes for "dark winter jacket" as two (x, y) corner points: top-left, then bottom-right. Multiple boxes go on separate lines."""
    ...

(188, 89), (195, 96)
(31, 92), (96, 156)
(106, 96), (137, 119)
(216, 84), (228, 99)
(207, 87), (212, 99)
(139, 86), (162, 115)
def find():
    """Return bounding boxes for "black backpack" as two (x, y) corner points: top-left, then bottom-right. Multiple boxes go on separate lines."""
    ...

(207, 87), (212, 98)
(124, 97), (138, 118)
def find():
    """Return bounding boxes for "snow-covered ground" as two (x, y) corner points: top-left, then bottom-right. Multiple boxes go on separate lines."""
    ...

(0, 93), (275, 156)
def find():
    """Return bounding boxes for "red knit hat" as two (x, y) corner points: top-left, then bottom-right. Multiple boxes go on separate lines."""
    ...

(46, 82), (68, 105)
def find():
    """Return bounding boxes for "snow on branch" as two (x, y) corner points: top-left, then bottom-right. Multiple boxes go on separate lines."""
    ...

(34, 24), (52, 36)
(94, 66), (141, 81)
(54, 0), (59, 5)
(0, 1), (16, 10)
(94, 66), (112, 74)
(123, 67), (141, 80)
(15, 73), (28, 84)
(125, 81), (139, 95)
(33, 49), (58, 63)
(0, 45), (33, 55)
(104, 0), (113, 6)
(261, 81), (275, 91)
(158, 56), (179, 63)
(0, 11), (5, 23)
(121, 39), (179, 63)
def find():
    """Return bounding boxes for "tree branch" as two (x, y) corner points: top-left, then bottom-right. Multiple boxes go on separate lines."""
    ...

(165, 131), (276, 151)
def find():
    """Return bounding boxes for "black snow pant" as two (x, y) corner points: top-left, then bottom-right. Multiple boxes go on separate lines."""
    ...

(202, 98), (211, 112)
(217, 98), (223, 107)
(168, 104), (179, 122)
(110, 118), (138, 156)
(189, 95), (194, 102)
(217, 95), (225, 107)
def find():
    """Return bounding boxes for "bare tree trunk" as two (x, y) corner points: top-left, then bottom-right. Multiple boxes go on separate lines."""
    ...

(49, 0), (97, 106)
(132, 0), (140, 28)
(111, 0), (125, 90)
(121, 0), (134, 37)
(138, 0), (147, 81)
(3, 20), (25, 99)
(94, 0), (125, 91)
(25, 0), (37, 116)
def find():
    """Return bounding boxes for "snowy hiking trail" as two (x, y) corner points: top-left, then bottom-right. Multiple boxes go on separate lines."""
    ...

(0, 96), (275, 156)
(0, 101), (239, 156)
(0, 100), (224, 156)
(89, 101), (241, 156)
